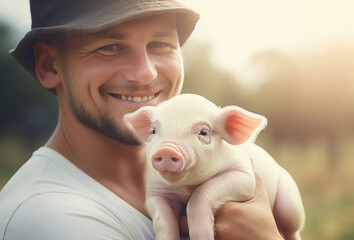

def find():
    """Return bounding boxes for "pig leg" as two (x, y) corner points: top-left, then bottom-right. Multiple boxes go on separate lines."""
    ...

(273, 168), (305, 240)
(145, 196), (182, 240)
(186, 170), (256, 240)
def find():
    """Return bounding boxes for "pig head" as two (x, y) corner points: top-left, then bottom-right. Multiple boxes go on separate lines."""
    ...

(124, 94), (305, 240)
(124, 94), (266, 186)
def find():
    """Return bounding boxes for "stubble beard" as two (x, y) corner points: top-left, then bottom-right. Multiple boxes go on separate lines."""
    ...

(73, 104), (141, 146)
(63, 71), (141, 146)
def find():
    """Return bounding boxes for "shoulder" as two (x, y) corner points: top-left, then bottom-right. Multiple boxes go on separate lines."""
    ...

(3, 192), (133, 240)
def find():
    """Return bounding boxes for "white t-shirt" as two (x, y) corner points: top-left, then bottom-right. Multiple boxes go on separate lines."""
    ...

(0, 147), (154, 240)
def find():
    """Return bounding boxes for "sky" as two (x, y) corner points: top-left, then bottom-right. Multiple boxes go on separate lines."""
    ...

(1, 0), (354, 85)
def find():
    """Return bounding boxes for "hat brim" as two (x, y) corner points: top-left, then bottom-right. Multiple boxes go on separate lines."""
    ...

(10, 1), (199, 77)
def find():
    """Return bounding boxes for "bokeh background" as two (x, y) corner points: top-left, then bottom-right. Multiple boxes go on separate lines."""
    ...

(1, 1), (354, 239)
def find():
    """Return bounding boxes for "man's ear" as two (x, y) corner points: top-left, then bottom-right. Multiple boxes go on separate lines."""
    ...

(34, 41), (61, 89)
(216, 106), (267, 145)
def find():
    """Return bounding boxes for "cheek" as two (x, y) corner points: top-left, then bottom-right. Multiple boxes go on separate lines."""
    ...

(156, 51), (184, 96)
(174, 54), (184, 94)
(85, 58), (121, 87)
(59, 64), (84, 104)
(76, 58), (124, 105)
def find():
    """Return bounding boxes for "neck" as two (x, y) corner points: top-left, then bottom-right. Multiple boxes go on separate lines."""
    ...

(45, 112), (148, 215)
(47, 119), (146, 179)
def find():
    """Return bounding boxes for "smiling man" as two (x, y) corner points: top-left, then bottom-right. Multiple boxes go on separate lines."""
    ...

(0, 1), (283, 240)
(44, 14), (184, 147)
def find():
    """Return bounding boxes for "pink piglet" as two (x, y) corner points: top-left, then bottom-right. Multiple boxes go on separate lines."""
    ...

(124, 93), (305, 240)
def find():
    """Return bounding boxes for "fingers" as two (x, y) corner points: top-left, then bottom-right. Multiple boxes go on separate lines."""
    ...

(249, 158), (269, 202)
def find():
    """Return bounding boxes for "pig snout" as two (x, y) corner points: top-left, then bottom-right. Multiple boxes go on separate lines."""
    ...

(151, 144), (185, 173)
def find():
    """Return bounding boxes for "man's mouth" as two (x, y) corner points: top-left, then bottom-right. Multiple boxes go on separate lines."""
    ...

(108, 93), (158, 103)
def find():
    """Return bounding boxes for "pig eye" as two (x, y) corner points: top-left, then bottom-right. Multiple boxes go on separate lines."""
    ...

(199, 130), (209, 136)
(194, 123), (211, 144)
(148, 122), (159, 142)
(148, 127), (157, 143)
(198, 128), (211, 144)
(150, 122), (159, 135)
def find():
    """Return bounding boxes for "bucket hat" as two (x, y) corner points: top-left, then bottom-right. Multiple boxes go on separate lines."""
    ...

(10, 0), (199, 78)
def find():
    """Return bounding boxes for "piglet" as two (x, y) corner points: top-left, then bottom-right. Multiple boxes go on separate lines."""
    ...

(124, 94), (305, 240)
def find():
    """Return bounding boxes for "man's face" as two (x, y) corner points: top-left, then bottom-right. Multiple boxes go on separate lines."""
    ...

(56, 13), (183, 145)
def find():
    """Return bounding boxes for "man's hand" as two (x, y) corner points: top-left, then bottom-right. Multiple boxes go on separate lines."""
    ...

(179, 160), (284, 240)
(213, 161), (284, 240)
(179, 205), (190, 240)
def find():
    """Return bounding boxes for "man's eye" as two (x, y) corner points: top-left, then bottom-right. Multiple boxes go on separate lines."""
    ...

(100, 45), (115, 51)
(148, 42), (169, 49)
(96, 44), (125, 55)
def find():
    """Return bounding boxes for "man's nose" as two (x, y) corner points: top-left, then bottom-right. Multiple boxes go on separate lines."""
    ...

(122, 50), (157, 85)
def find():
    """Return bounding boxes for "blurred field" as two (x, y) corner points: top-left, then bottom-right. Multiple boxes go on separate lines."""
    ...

(261, 138), (354, 240)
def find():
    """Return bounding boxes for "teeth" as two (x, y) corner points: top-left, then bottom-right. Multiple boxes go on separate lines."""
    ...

(113, 94), (155, 103)
(133, 96), (142, 103)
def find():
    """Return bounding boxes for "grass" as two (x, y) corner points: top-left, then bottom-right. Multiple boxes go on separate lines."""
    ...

(263, 138), (354, 240)
(1, 134), (353, 240)
(0, 132), (42, 187)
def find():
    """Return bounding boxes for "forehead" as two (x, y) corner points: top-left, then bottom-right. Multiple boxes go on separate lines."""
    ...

(113, 13), (177, 32)
(78, 13), (178, 43)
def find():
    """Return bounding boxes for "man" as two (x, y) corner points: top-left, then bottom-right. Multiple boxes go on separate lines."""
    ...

(0, 0), (283, 239)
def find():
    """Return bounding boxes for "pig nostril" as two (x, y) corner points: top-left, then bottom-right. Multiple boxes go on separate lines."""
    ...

(155, 157), (163, 162)
(172, 157), (179, 162)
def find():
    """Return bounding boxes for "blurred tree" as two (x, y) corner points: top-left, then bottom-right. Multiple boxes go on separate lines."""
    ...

(0, 22), (58, 140)
(182, 41), (247, 107)
(249, 43), (354, 168)
(0, 22), (59, 187)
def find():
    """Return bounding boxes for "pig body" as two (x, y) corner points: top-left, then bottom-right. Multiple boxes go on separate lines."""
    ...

(124, 94), (305, 240)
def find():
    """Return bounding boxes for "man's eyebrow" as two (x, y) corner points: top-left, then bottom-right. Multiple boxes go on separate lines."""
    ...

(153, 30), (177, 38)
(93, 32), (126, 40)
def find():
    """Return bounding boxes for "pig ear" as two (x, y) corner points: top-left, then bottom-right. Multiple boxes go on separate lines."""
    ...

(123, 106), (155, 143)
(216, 106), (267, 145)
